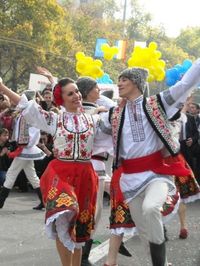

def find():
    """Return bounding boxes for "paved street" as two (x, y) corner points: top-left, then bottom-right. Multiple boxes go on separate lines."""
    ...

(0, 191), (200, 266)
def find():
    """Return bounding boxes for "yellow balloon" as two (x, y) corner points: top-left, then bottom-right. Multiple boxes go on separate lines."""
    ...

(104, 52), (113, 61)
(149, 42), (158, 51)
(157, 60), (166, 68)
(75, 52), (85, 60)
(94, 59), (103, 67)
(147, 74), (155, 82)
(76, 61), (86, 73)
(101, 43), (109, 52)
(84, 56), (93, 64)
(155, 51), (162, 59)
(112, 46), (119, 54)
(156, 69), (165, 81)
(134, 46), (143, 53)
(90, 66), (104, 78)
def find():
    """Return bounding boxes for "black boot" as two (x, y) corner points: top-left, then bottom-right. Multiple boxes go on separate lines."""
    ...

(164, 226), (168, 242)
(149, 241), (166, 266)
(81, 239), (93, 266)
(118, 241), (132, 257)
(0, 187), (10, 208)
(33, 187), (44, 210)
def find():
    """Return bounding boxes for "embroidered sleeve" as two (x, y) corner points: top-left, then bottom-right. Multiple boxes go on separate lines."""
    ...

(18, 94), (57, 136)
(93, 113), (113, 155)
(160, 58), (200, 118)
(98, 111), (112, 135)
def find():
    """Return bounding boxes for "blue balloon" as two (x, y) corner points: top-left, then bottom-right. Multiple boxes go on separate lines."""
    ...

(166, 77), (176, 86)
(96, 73), (113, 84)
(182, 59), (192, 71)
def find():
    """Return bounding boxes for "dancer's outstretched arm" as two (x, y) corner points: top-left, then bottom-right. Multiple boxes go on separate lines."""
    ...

(0, 78), (20, 105)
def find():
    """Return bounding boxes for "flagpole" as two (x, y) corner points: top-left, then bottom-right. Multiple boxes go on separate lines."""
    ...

(123, 0), (127, 35)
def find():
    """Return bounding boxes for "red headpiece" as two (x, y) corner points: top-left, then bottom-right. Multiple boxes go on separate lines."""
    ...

(53, 84), (63, 106)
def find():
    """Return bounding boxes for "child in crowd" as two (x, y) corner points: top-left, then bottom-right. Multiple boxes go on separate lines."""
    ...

(0, 128), (11, 187)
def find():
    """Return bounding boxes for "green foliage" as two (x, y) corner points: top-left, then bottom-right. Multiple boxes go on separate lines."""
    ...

(0, 0), (199, 90)
(176, 27), (200, 59)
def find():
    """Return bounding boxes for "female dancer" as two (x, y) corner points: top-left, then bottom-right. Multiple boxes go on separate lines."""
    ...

(0, 71), (109, 266)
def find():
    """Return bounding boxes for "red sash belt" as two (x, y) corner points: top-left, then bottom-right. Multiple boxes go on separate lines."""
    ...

(121, 151), (190, 176)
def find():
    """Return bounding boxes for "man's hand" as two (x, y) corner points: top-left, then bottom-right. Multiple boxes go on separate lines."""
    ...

(186, 138), (193, 147)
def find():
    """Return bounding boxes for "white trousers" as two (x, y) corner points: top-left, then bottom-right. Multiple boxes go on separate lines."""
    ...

(4, 158), (40, 189)
(128, 180), (168, 245)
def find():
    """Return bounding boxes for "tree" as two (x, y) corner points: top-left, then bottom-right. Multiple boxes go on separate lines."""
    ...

(0, 0), (80, 90)
(176, 27), (200, 59)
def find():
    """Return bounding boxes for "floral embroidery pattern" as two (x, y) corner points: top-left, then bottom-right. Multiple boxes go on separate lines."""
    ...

(110, 106), (124, 156)
(54, 113), (94, 161)
(38, 106), (54, 126)
(144, 95), (179, 155)
(18, 115), (29, 145)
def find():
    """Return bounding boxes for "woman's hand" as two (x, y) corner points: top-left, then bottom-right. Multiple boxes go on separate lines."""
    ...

(36, 67), (54, 84)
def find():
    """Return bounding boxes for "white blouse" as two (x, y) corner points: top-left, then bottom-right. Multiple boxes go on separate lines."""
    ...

(100, 58), (200, 202)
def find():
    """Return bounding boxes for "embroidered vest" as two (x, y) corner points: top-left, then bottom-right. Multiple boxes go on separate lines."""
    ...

(11, 113), (30, 145)
(110, 95), (180, 168)
(53, 112), (95, 161)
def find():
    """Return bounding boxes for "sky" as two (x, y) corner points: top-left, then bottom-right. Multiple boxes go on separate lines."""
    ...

(126, 0), (200, 37)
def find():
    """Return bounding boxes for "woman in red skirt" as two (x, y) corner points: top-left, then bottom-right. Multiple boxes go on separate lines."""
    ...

(0, 70), (109, 266)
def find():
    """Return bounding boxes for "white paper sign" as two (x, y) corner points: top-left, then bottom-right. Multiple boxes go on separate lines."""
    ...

(28, 73), (57, 91)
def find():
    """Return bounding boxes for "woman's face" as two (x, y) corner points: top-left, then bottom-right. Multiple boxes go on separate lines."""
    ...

(86, 85), (100, 103)
(62, 83), (82, 112)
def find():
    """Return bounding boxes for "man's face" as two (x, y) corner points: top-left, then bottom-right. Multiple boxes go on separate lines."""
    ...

(43, 92), (53, 105)
(0, 133), (9, 144)
(189, 104), (199, 115)
(117, 77), (139, 99)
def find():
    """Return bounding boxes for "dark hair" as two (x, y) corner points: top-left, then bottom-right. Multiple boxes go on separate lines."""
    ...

(190, 102), (200, 110)
(102, 90), (114, 100)
(42, 90), (52, 96)
(58, 78), (75, 87)
(53, 78), (75, 106)
(0, 128), (9, 135)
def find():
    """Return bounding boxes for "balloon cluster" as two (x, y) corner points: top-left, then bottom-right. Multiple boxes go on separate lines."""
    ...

(96, 73), (113, 84)
(75, 52), (104, 79)
(101, 43), (119, 61)
(128, 42), (166, 82)
(166, 59), (193, 86)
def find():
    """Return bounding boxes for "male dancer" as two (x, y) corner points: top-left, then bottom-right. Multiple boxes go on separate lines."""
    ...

(0, 90), (45, 210)
(100, 59), (200, 265)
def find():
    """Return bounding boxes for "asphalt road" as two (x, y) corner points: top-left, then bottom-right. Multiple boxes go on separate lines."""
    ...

(0, 191), (199, 266)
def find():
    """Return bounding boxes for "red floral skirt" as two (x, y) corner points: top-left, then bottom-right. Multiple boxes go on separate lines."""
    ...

(110, 167), (179, 229)
(40, 159), (98, 243)
(164, 154), (200, 202)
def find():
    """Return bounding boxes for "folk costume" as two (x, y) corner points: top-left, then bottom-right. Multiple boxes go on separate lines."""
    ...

(0, 91), (45, 209)
(15, 91), (110, 252)
(77, 77), (115, 265)
(167, 113), (200, 203)
(100, 60), (200, 265)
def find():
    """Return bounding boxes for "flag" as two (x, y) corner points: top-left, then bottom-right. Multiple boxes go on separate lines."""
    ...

(94, 38), (108, 58)
(115, 40), (127, 60)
